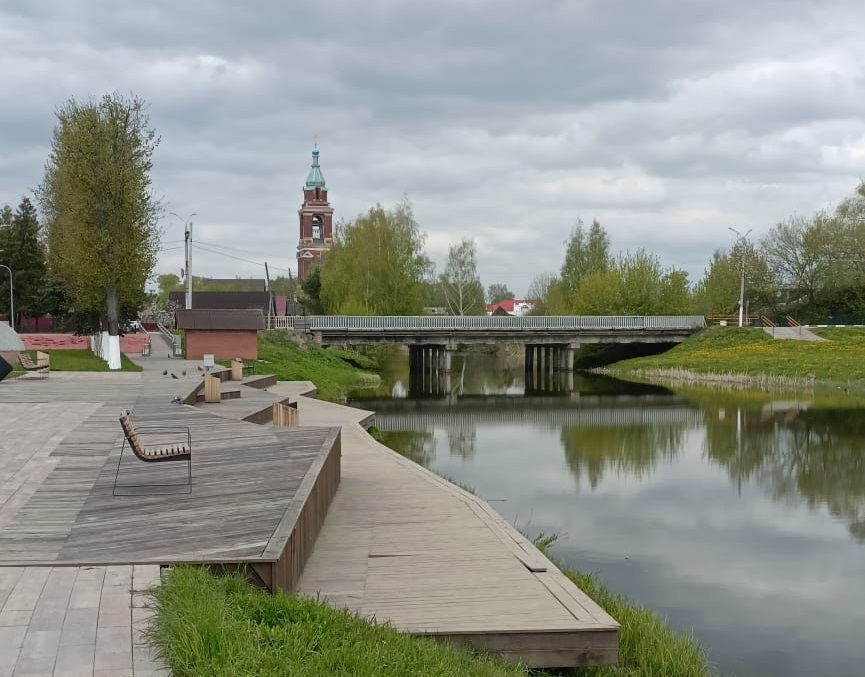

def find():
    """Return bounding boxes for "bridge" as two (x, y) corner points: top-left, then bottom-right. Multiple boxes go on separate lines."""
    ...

(306, 315), (706, 374)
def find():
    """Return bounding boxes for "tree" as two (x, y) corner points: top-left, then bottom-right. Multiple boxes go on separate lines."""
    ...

(301, 266), (324, 314)
(0, 198), (49, 322)
(38, 93), (160, 367)
(486, 283), (513, 305)
(571, 250), (691, 315)
(440, 238), (485, 315)
(694, 243), (776, 316)
(155, 273), (183, 307)
(270, 275), (299, 299)
(560, 219), (611, 305)
(319, 200), (432, 315)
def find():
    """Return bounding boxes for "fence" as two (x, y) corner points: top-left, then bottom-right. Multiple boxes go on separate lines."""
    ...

(266, 316), (308, 330)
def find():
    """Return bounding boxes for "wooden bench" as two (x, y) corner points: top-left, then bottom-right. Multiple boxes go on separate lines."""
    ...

(113, 411), (192, 495)
(17, 351), (49, 378)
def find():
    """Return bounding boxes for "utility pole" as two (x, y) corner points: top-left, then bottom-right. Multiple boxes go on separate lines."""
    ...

(171, 212), (197, 309)
(728, 227), (752, 327)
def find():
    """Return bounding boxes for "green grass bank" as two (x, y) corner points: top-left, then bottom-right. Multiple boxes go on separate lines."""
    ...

(148, 561), (713, 677)
(607, 326), (865, 389)
(254, 331), (380, 402)
(18, 349), (142, 372)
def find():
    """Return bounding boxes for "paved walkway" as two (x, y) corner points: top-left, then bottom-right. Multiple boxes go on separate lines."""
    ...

(764, 326), (826, 341)
(0, 565), (165, 677)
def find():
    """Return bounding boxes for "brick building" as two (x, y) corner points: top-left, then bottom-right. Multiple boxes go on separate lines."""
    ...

(175, 309), (265, 360)
(296, 144), (334, 281)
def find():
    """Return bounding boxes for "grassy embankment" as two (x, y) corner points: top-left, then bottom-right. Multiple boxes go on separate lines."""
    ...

(607, 326), (865, 390)
(14, 349), (141, 373)
(254, 330), (380, 402)
(148, 557), (712, 677)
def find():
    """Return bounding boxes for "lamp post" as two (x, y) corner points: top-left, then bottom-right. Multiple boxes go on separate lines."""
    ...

(170, 212), (197, 310)
(728, 227), (752, 328)
(0, 264), (13, 332)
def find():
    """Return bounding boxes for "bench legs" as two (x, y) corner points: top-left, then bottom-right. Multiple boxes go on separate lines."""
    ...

(112, 438), (193, 496)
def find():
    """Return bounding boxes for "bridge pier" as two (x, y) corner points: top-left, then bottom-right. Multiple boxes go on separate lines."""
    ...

(408, 344), (454, 397)
(525, 343), (576, 376)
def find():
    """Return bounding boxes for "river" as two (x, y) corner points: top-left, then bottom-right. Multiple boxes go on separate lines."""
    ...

(348, 352), (865, 677)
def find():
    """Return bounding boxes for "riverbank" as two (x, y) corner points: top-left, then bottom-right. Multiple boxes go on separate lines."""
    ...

(255, 331), (380, 401)
(605, 326), (865, 390)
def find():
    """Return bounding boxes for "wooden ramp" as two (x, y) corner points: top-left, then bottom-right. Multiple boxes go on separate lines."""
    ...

(271, 382), (620, 668)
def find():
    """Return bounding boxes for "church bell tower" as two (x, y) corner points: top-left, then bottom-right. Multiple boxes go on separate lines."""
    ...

(296, 144), (334, 281)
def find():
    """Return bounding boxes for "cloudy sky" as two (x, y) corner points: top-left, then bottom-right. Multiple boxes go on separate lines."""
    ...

(2, 0), (865, 295)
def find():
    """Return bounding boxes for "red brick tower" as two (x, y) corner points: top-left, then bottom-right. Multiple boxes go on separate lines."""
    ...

(297, 144), (334, 281)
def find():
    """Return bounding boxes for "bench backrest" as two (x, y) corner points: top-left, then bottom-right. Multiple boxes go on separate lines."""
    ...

(119, 414), (149, 462)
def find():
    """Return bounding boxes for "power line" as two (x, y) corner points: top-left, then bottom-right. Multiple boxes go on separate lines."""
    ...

(195, 239), (282, 260)
(191, 243), (294, 275)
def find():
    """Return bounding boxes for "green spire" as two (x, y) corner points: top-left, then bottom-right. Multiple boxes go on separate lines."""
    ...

(305, 143), (326, 189)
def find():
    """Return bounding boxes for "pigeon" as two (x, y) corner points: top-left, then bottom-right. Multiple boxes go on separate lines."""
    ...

(182, 370), (186, 376)
(197, 365), (203, 372)
(170, 373), (178, 379)
(162, 369), (168, 376)
(167, 353), (172, 359)
(171, 395), (182, 404)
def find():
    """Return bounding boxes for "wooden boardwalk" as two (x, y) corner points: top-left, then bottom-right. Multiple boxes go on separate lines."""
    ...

(271, 382), (619, 668)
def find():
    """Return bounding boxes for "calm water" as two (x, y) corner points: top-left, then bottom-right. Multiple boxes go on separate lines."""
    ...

(349, 354), (865, 677)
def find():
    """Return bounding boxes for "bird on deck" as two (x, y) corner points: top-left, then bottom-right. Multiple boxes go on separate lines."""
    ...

(171, 373), (178, 379)
(162, 369), (168, 376)
(182, 370), (187, 376)
(171, 395), (182, 404)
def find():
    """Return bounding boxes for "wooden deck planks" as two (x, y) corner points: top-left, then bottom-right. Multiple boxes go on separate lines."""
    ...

(0, 372), (340, 570)
(271, 382), (619, 668)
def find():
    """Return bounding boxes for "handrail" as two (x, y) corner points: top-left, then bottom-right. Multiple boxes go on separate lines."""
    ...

(761, 315), (776, 328)
(156, 322), (182, 356)
(786, 314), (801, 328)
(305, 315), (707, 331)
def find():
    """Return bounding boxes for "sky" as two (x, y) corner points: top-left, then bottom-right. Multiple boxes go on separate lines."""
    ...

(2, 0), (865, 296)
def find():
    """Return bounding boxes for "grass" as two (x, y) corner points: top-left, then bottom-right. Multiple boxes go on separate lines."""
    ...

(147, 565), (525, 677)
(20, 349), (142, 372)
(253, 331), (380, 401)
(608, 326), (865, 389)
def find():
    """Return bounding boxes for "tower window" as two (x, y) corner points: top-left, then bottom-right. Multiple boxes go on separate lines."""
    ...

(312, 215), (323, 240)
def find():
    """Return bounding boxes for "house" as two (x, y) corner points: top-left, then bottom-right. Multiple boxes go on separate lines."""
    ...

(486, 299), (536, 317)
(175, 309), (265, 360)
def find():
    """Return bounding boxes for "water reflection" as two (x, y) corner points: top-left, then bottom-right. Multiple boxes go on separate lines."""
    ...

(351, 353), (865, 677)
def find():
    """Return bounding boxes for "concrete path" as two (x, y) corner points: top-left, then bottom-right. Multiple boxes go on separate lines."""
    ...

(764, 326), (826, 341)
(0, 565), (165, 677)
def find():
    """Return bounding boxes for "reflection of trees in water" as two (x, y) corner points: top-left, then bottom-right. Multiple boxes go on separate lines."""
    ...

(704, 408), (865, 542)
(561, 424), (685, 489)
(447, 427), (476, 460)
(376, 429), (437, 468)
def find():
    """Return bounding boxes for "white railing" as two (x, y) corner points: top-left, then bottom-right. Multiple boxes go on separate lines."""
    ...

(266, 315), (308, 330)
(305, 315), (706, 331)
(156, 322), (182, 355)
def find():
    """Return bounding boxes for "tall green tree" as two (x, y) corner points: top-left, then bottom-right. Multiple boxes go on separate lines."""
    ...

(694, 241), (776, 316)
(486, 283), (513, 305)
(155, 273), (183, 307)
(571, 250), (691, 315)
(560, 218), (611, 304)
(0, 197), (49, 322)
(439, 238), (485, 315)
(301, 266), (324, 314)
(320, 201), (432, 315)
(37, 93), (161, 351)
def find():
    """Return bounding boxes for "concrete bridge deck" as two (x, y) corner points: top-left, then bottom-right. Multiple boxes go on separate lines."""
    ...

(307, 314), (706, 346)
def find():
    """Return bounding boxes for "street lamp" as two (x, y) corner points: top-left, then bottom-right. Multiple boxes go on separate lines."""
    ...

(0, 264), (13, 332)
(170, 212), (197, 310)
(728, 227), (752, 328)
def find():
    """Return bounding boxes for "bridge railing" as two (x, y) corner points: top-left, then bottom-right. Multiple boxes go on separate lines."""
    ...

(306, 315), (706, 331)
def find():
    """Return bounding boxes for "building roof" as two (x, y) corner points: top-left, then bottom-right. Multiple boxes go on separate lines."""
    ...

(486, 299), (537, 315)
(305, 144), (327, 189)
(0, 321), (25, 351)
(175, 309), (265, 331)
(169, 291), (271, 313)
(199, 278), (266, 292)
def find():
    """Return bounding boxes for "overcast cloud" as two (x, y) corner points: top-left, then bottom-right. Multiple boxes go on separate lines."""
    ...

(2, 0), (865, 294)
